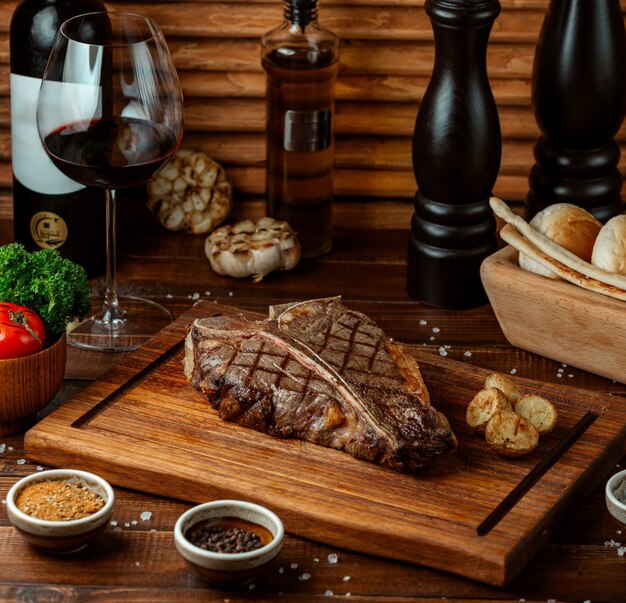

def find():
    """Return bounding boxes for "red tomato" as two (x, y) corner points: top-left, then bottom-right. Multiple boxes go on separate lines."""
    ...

(0, 302), (46, 359)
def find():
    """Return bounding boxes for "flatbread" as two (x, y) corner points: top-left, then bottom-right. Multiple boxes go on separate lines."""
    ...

(500, 224), (626, 302)
(490, 197), (626, 294)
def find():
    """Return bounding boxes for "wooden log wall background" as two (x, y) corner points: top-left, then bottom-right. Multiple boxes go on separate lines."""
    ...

(0, 0), (625, 227)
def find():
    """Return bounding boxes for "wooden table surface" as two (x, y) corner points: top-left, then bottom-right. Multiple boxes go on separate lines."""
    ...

(1, 199), (626, 602)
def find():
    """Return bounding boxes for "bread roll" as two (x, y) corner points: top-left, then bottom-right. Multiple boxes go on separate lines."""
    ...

(591, 214), (626, 276)
(518, 203), (602, 278)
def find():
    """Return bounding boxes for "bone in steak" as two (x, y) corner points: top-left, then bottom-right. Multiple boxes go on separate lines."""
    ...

(184, 297), (457, 472)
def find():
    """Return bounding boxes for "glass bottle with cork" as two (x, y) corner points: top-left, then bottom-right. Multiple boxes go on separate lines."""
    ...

(261, 0), (339, 258)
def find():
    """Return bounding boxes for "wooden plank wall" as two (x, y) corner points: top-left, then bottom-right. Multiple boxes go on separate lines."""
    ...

(0, 0), (625, 224)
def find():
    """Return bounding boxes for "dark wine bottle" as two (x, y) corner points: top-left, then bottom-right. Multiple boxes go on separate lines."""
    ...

(10, 0), (107, 277)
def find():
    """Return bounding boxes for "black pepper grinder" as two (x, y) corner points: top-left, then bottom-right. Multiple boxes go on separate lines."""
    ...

(407, 0), (501, 309)
(527, 0), (626, 222)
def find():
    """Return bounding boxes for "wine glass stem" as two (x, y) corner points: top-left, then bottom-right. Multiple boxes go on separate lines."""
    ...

(100, 188), (127, 324)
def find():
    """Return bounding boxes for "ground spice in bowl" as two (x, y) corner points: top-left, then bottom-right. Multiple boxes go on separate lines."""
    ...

(15, 478), (105, 521)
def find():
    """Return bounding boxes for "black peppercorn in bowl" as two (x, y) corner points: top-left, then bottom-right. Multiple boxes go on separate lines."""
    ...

(174, 499), (284, 586)
(6, 468), (115, 553)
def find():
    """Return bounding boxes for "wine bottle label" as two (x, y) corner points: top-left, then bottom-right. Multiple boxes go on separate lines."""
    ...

(284, 109), (332, 152)
(30, 211), (68, 250)
(10, 73), (86, 195)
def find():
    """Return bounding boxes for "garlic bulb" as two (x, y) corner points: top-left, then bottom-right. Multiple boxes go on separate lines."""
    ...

(205, 217), (301, 282)
(147, 149), (232, 234)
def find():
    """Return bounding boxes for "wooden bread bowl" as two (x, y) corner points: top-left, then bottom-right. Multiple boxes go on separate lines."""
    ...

(481, 246), (626, 385)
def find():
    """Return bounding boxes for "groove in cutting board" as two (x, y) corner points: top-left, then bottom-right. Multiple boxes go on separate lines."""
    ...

(476, 410), (598, 536)
(72, 338), (186, 429)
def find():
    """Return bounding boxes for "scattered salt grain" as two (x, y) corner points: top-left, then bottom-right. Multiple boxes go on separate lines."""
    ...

(429, 336), (436, 341)
(16, 459), (25, 465)
(278, 567), (284, 574)
(0, 444), (6, 453)
(464, 351), (472, 357)
(618, 530), (623, 535)
(557, 373), (563, 378)
(344, 593), (351, 597)
(328, 553), (338, 564)
(192, 292), (200, 300)
(8, 447), (13, 451)
(110, 520), (118, 527)
(249, 584), (256, 590)
(140, 511), (152, 521)
(343, 576), (351, 582)
(150, 529), (157, 533)
(557, 368), (564, 373)
(124, 522), (131, 528)
(228, 291), (234, 297)
(419, 319), (428, 326)
(131, 520), (138, 526)
(205, 291), (211, 296)
(432, 327), (440, 333)
(1, 500), (6, 505)
(618, 547), (626, 557)
(135, 561), (140, 567)
(438, 347), (448, 357)
(290, 563), (298, 569)
(166, 293), (173, 299)
(298, 573), (311, 581)
(568, 374), (574, 378)
(325, 591), (334, 597)
(561, 363), (568, 367)
(36, 466), (43, 472)
(510, 368), (517, 375)
(314, 558), (320, 563)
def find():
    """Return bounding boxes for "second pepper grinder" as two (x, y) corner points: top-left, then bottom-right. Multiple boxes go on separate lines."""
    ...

(527, 0), (626, 222)
(408, 0), (501, 309)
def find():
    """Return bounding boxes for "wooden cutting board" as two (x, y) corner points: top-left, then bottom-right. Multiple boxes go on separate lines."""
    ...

(24, 300), (626, 586)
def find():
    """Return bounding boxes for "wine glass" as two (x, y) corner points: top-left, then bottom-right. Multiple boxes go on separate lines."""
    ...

(36, 11), (184, 351)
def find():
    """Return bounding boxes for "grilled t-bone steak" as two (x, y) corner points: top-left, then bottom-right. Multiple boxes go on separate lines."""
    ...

(184, 297), (457, 472)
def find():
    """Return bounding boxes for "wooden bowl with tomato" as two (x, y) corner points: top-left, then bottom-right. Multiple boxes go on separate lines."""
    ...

(0, 302), (66, 436)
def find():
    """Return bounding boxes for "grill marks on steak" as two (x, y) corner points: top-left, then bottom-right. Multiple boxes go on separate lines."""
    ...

(184, 298), (457, 472)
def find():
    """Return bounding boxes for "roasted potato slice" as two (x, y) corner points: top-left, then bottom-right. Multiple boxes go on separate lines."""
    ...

(466, 388), (513, 435)
(485, 410), (539, 458)
(514, 394), (558, 435)
(483, 373), (524, 403)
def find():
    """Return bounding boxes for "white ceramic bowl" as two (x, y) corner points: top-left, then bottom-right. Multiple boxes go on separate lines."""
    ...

(6, 468), (115, 553)
(174, 500), (284, 586)
(605, 468), (626, 525)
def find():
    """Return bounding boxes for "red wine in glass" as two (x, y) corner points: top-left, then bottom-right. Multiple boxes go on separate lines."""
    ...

(44, 116), (179, 189)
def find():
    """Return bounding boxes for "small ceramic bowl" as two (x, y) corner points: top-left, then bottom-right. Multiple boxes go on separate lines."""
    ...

(6, 468), (114, 553)
(174, 500), (284, 586)
(605, 468), (626, 525)
(0, 333), (66, 436)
